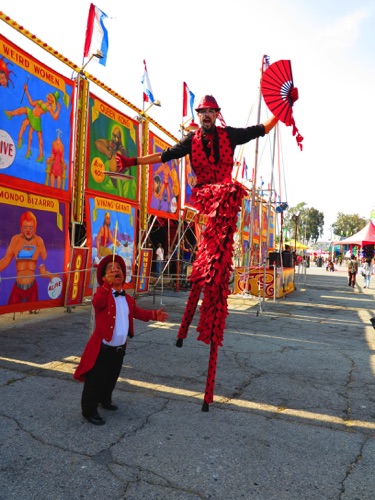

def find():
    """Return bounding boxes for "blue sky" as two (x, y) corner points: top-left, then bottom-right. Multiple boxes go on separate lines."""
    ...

(1, 0), (374, 239)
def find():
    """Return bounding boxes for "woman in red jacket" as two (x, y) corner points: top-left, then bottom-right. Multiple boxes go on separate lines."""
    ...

(74, 254), (168, 425)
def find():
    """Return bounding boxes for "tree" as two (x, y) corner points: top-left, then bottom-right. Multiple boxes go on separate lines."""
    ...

(303, 208), (324, 242)
(331, 213), (368, 239)
(282, 202), (324, 244)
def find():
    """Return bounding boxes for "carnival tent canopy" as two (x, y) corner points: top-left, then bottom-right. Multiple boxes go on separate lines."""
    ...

(295, 242), (309, 250)
(332, 221), (375, 246)
(306, 249), (329, 255)
(284, 241), (309, 250)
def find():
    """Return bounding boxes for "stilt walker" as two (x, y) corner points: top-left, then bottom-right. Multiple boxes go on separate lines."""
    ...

(116, 82), (300, 411)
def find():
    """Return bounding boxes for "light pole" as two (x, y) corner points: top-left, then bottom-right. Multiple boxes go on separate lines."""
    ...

(292, 213), (299, 253)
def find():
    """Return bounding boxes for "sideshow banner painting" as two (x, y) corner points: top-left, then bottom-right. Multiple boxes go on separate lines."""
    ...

(260, 205), (268, 262)
(268, 212), (275, 250)
(86, 195), (137, 290)
(262, 205), (268, 236)
(242, 231), (250, 267)
(136, 248), (153, 293)
(184, 154), (196, 207)
(65, 247), (89, 307)
(87, 94), (139, 202)
(0, 187), (68, 314)
(253, 201), (260, 240)
(147, 132), (180, 219)
(233, 230), (249, 267)
(0, 35), (74, 196)
(242, 197), (251, 234)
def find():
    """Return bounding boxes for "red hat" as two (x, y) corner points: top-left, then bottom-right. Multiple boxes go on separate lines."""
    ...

(195, 95), (221, 111)
(97, 254), (126, 286)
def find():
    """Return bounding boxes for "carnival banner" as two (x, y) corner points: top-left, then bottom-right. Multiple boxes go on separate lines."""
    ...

(237, 194), (275, 266)
(235, 196), (251, 266)
(86, 93), (139, 201)
(0, 187), (69, 314)
(147, 131), (180, 219)
(136, 248), (153, 293)
(64, 247), (89, 307)
(253, 200), (260, 241)
(241, 197), (251, 234)
(184, 155), (196, 207)
(268, 211), (275, 250)
(0, 34), (74, 197)
(85, 195), (137, 290)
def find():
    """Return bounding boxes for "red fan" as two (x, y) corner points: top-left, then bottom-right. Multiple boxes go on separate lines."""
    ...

(261, 59), (303, 150)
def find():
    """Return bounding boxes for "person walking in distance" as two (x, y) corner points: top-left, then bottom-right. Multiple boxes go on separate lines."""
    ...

(362, 257), (373, 289)
(155, 242), (164, 276)
(348, 254), (359, 288)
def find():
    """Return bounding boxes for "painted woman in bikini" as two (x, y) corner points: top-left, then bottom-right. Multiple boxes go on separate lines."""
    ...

(5, 83), (61, 162)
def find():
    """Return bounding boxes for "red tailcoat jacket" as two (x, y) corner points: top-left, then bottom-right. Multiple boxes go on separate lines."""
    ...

(74, 281), (157, 382)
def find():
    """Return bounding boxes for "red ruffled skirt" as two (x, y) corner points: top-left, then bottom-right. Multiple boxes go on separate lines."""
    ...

(178, 181), (248, 347)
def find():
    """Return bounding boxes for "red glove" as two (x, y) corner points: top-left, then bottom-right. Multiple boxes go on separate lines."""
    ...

(289, 87), (299, 104)
(116, 153), (137, 173)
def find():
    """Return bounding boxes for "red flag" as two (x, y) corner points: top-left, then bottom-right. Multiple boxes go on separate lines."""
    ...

(83, 3), (109, 66)
(183, 82), (189, 117)
(182, 82), (195, 119)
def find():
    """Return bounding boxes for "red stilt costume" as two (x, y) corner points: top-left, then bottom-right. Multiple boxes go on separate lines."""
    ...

(116, 85), (300, 411)
(176, 96), (249, 410)
(177, 180), (247, 408)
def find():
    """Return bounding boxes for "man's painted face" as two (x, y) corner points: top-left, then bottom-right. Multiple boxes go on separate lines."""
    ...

(105, 261), (124, 284)
(21, 221), (35, 240)
(111, 131), (121, 150)
(153, 180), (160, 196)
(197, 108), (218, 132)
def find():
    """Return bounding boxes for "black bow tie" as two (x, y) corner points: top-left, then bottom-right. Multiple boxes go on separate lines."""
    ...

(113, 290), (126, 297)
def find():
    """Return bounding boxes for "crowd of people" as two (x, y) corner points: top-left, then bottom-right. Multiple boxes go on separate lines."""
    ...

(278, 248), (375, 291)
(316, 253), (375, 290)
(345, 254), (374, 289)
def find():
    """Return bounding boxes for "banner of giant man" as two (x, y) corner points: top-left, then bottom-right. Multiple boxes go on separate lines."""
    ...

(84, 93), (140, 293)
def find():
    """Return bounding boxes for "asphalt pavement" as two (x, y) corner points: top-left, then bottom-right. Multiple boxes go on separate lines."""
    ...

(1, 264), (375, 499)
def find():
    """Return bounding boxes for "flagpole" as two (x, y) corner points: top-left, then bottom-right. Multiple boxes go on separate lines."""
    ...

(242, 55), (267, 294)
(248, 54), (269, 268)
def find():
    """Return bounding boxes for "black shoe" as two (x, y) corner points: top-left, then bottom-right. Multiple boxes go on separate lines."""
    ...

(83, 412), (105, 425)
(101, 402), (118, 411)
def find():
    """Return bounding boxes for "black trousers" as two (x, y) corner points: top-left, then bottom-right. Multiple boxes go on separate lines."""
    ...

(348, 272), (356, 287)
(81, 344), (126, 417)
